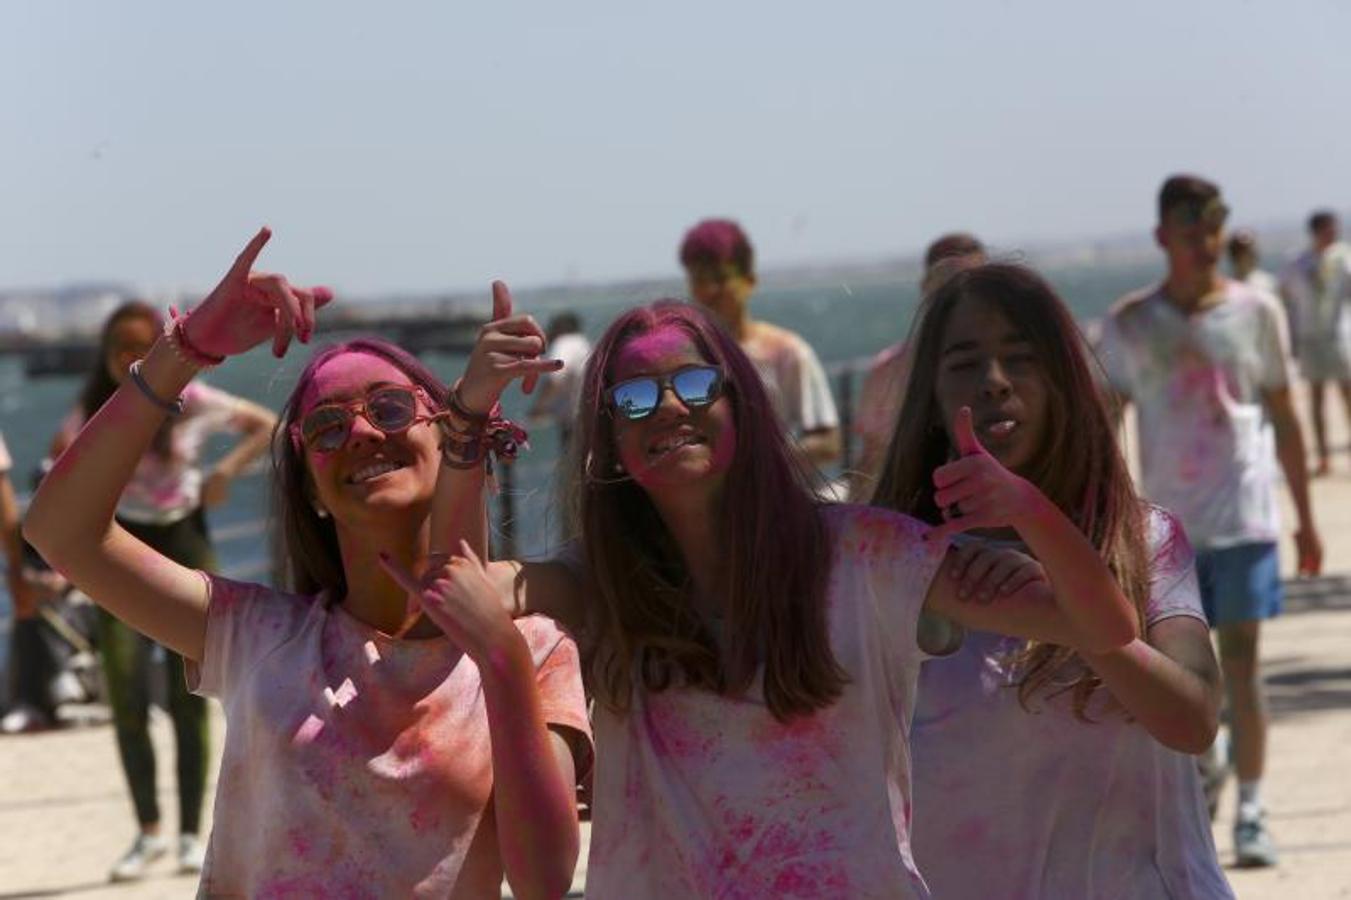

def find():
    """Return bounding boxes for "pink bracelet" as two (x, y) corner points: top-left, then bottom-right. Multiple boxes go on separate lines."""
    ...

(166, 315), (226, 368)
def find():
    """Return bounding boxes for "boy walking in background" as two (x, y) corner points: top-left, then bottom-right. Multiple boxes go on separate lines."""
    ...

(1098, 174), (1323, 868)
(679, 218), (841, 468)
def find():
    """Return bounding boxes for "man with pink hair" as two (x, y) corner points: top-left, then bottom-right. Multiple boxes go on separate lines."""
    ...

(679, 218), (841, 469)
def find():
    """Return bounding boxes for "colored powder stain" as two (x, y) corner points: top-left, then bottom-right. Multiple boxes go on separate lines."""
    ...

(408, 801), (441, 834)
(286, 827), (313, 859)
(645, 698), (716, 760)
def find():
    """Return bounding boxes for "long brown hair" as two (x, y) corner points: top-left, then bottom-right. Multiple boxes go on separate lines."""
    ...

(871, 264), (1150, 718)
(567, 301), (844, 722)
(81, 301), (176, 459)
(270, 338), (449, 599)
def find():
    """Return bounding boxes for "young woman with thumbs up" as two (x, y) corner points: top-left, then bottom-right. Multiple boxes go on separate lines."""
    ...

(871, 263), (1232, 899)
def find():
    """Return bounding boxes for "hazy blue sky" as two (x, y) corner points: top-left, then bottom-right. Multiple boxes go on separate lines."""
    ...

(3, 0), (1348, 296)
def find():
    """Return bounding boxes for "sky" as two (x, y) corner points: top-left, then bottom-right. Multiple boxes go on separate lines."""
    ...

(2, 0), (1349, 297)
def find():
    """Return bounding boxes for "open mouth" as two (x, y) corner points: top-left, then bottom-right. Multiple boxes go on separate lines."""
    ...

(978, 417), (1019, 441)
(347, 459), (407, 484)
(646, 431), (707, 461)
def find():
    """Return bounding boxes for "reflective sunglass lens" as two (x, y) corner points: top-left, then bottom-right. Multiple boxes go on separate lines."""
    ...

(672, 367), (720, 405)
(612, 380), (659, 420)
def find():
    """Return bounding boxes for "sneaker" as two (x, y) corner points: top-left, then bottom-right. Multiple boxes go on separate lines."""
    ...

(109, 833), (169, 882)
(1234, 810), (1279, 868)
(0, 704), (52, 735)
(178, 833), (206, 874)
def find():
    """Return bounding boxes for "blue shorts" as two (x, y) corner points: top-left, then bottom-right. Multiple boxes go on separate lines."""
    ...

(1195, 542), (1283, 627)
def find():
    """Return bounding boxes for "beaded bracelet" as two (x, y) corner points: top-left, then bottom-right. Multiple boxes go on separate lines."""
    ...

(127, 360), (185, 416)
(165, 314), (226, 369)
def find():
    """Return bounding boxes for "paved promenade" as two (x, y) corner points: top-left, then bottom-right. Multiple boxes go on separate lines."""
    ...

(3, 401), (1351, 898)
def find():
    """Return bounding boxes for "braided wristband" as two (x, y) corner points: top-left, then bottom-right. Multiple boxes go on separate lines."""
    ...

(127, 360), (185, 416)
(167, 315), (226, 369)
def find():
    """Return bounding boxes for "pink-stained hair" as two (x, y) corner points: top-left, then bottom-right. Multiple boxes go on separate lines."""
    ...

(870, 264), (1151, 720)
(565, 301), (844, 721)
(679, 218), (756, 279)
(269, 338), (449, 598)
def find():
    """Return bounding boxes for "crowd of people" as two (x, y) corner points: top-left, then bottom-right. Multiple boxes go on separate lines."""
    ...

(3, 173), (1350, 897)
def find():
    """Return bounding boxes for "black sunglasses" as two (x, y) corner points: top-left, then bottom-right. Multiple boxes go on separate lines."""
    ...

(292, 384), (434, 453)
(606, 365), (724, 421)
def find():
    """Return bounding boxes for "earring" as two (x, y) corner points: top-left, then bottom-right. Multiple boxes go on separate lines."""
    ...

(612, 461), (625, 474)
(313, 504), (330, 519)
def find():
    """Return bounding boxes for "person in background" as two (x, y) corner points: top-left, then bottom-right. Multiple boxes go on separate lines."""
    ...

(528, 311), (591, 452)
(45, 300), (277, 881)
(1, 430), (49, 733)
(679, 218), (841, 469)
(1227, 229), (1280, 298)
(850, 232), (987, 499)
(1097, 174), (1323, 868)
(1280, 210), (1351, 476)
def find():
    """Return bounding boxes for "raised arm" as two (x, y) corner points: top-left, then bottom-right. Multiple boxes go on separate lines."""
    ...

(923, 406), (1137, 653)
(428, 281), (559, 563)
(23, 228), (330, 660)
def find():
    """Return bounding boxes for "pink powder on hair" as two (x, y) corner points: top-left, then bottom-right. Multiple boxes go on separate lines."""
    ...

(612, 325), (700, 373)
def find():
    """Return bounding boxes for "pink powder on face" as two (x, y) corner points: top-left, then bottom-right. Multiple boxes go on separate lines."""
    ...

(298, 351), (415, 416)
(611, 326), (702, 378)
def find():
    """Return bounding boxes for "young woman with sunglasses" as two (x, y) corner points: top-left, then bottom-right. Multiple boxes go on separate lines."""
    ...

(428, 297), (1144, 898)
(25, 230), (592, 898)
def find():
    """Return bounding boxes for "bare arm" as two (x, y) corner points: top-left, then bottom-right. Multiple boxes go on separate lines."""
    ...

(1264, 385), (1322, 574)
(24, 339), (214, 658)
(428, 281), (558, 563)
(482, 642), (581, 900)
(1081, 616), (1221, 753)
(201, 397), (278, 508)
(23, 228), (329, 661)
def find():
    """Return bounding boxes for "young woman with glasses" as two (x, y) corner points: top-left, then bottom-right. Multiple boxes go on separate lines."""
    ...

(24, 229), (592, 898)
(428, 297), (1144, 898)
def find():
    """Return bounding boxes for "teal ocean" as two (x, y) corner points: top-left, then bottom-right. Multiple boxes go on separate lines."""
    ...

(0, 254), (1166, 663)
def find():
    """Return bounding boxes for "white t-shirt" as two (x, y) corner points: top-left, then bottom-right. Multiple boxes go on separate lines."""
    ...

(61, 381), (243, 525)
(1097, 281), (1292, 549)
(910, 508), (1233, 899)
(583, 505), (946, 899)
(187, 575), (593, 899)
(1280, 242), (1351, 341)
(743, 322), (840, 437)
(541, 331), (592, 423)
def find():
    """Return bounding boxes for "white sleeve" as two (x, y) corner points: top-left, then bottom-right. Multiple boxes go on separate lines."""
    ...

(792, 341), (839, 432)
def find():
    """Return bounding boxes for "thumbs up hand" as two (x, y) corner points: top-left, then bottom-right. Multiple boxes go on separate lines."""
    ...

(456, 281), (565, 415)
(925, 407), (1039, 544)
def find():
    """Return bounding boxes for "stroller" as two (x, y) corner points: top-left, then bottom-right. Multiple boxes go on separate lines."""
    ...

(2, 531), (105, 733)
